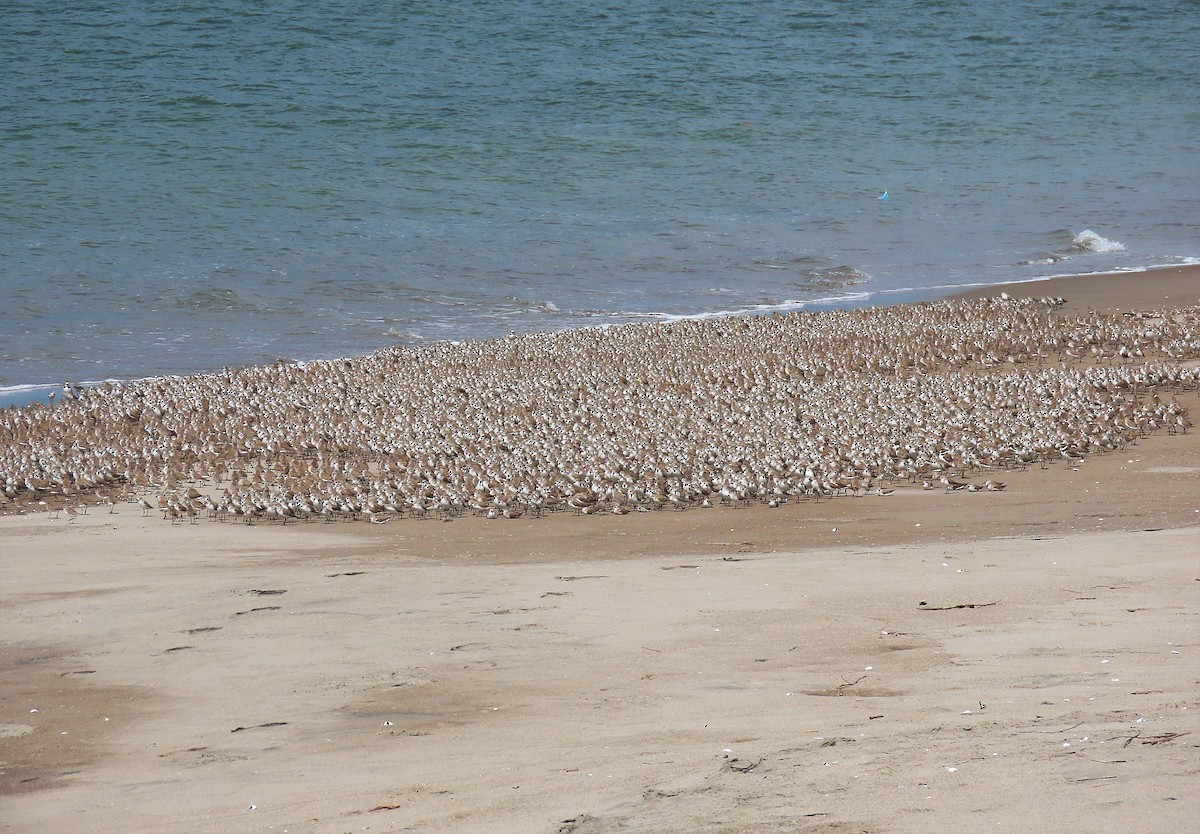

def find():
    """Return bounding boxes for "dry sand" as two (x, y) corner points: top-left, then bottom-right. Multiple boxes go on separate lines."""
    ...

(2, 266), (1198, 833)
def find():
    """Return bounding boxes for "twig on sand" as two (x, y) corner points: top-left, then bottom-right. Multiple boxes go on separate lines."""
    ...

(1112, 729), (1142, 748)
(234, 605), (281, 615)
(1014, 720), (1085, 735)
(1074, 775), (1117, 783)
(917, 600), (998, 611)
(1142, 732), (1189, 745)
(836, 674), (868, 695)
(231, 721), (288, 733)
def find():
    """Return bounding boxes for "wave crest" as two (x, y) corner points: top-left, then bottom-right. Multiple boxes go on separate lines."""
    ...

(503, 296), (562, 314)
(1020, 229), (1128, 267)
(800, 265), (871, 289)
(175, 288), (254, 312)
(1071, 229), (1126, 253)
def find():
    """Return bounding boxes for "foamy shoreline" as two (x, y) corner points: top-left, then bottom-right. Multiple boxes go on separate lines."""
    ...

(4, 261), (1197, 411)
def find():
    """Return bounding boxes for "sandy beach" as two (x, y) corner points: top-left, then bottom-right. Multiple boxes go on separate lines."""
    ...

(2, 266), (1198, 833)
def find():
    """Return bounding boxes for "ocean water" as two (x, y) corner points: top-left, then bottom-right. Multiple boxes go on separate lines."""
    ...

(2, 0), (1198, 398)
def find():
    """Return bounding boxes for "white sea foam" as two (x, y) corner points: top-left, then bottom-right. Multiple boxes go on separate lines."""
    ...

(0, 382), (86, 409)
(1071, 230), (1126, 253)
(0, 383), (59, 396)
(1015, 230), (1126, 270)
(0, 377), (122, 398)
(800, 265), (872, 289)
(1018, 254), (1070, 266)
(882, 258), (1200, 301)
(501, 296), (565, 314)
(648, 292), (874, 324)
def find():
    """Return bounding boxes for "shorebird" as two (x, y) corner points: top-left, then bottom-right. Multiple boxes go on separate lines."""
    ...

(567, 492), (597, 514)
(1059, 448), (1086, 464)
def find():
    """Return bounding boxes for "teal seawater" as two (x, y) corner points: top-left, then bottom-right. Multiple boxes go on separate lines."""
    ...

(2, 0), (1198, 389)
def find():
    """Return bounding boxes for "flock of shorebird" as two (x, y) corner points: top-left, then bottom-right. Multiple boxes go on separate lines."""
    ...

(1, 296), (1196, 525)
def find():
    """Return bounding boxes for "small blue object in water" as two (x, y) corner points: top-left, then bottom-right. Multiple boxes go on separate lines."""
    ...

(879, 191), (888, 200)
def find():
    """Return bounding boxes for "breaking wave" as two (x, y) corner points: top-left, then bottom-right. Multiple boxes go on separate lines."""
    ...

(1019, 229), (1127, 267)
(799, 265), (872, 290)
(1071, 229), (1126, 253)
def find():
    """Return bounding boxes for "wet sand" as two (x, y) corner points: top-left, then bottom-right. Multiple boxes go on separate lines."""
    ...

(951, 262), (1200, 313)
(2, 265), (1198, 833)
